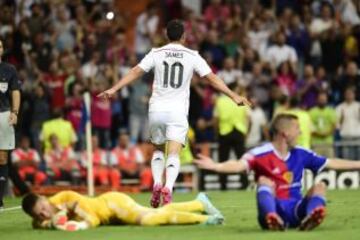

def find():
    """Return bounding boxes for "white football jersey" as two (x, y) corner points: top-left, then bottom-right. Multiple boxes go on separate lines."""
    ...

(138, 43), (212, 114)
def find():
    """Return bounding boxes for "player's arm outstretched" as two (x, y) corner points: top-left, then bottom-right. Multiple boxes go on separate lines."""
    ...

(325, 158), (360, 170)
(194, 154), (248, 173)
(97, 66), (145, 99)
(204, 73), (252, 106)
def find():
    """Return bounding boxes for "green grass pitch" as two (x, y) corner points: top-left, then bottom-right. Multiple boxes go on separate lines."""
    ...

(1, 190), (359, 240)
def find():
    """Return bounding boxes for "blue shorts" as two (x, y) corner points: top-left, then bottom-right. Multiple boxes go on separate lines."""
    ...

(258, 198), (309, 228)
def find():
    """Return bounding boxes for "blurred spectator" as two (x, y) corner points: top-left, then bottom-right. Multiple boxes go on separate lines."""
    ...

(129, 78), (150, 143)
(26, 3), (44, 37)
(239, 46), (260, 73)
(213, 83), (250, 190)
(246, 96), (269, 148)
(343, 24), (358, 61)
(41, 61), (67, 109)
(11, 136), (47, 186)
(112, 133), (152, 190)
(336, 87), (360, 159)
(200, 29), (227, 69)
(184, 10), (207, 49)
(106, 32), (128, 65)
(203, 0), (230, 28)
(275, 61), (297, 96)
(81, 33), (99, 64)
(246, 17), (272, 59)
(40, 108), (77, 152)
(81, 51), (100, 80)
(273, 94), (290, 117)
(310, 2), (335, 35)
(81, 135), (120, 189)
(65, 82), (83, 134)
(296, 64), (324, 109)
(29, 83), (50, 150)
(216, 57), (243, 85)
(264, 31), (298, 72)
(286, 97), (313, 149)
(333, 0), (360, 26)
(30, 32), (53, 72)
(335, 61), (360, 102)
(246, 63), (271, 109)
(320, 23), (344, 74)
(44, 134), (80, 184)
(53, 4), (76, 52)
(287, 14), (311, 77)
(91, 80), (112, 149)
(309, 92), (337, 158)
(134, 3), (159, 59)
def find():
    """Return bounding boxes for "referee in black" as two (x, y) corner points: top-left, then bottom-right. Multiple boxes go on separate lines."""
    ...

(0, 38), (21, 208)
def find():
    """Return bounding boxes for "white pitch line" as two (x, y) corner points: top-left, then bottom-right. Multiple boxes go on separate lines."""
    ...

(1, 206), (21, 212)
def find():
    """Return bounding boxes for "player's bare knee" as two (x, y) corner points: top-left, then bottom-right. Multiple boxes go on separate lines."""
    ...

(258, 176), (275, 188)
(313, 182), (327, 196)
(167, 141), (182, 155)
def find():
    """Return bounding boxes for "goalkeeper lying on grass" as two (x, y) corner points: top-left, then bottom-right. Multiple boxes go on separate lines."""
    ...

(21, 190), (223, 231)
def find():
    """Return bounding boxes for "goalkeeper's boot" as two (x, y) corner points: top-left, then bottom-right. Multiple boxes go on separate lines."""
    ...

(204, 214), (225, 225)
(299, 206), (326, 231)
(196, 192), (223, 217)
(265, 213), (285, 231)
(161, 187), (172, 206)
(150, 184), (162, 208)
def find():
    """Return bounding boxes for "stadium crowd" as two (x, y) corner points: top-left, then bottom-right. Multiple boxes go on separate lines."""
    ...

(1, 0), (360, 188)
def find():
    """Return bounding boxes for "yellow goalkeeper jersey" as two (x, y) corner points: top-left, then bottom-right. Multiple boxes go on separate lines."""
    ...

(49, 191), (147, 227)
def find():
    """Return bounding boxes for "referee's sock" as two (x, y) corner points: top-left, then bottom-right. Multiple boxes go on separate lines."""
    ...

(0, 164), (9, 207)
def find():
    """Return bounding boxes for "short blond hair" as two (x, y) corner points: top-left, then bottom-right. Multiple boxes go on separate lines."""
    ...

(269, 113), (298, 139)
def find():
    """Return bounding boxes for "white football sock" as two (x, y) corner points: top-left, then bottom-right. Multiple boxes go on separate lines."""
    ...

(165, 153), (180, 192)
(151, 150), (165, 186)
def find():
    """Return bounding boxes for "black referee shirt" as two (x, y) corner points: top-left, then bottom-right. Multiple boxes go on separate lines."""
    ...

(0, 62), (21, 113)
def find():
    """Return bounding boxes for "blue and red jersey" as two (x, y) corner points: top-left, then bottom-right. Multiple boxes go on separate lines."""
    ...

(242, 143), (327, 200)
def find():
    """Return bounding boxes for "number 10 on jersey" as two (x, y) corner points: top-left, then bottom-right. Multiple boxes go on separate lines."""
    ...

(162, 61), (184, 89)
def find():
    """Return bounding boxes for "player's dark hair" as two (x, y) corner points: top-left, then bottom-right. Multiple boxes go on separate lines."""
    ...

(22, 193), (40, 217)
(289, 97), (300, 108)
(166, 19), (184, 41)
(269, 113), (298, 140)
(52, 107), (64, 119)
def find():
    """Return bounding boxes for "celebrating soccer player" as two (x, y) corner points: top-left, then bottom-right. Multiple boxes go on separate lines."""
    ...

(98, 19), (251, 207)
(195, 113), (360, 231)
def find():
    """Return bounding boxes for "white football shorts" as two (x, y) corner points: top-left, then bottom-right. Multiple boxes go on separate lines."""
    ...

(149, 111), (188, 146)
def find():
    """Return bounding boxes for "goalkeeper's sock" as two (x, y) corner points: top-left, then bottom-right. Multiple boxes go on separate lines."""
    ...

(306, 195), (326, 216)
(0, 164), (9, 207)
(151, 150), (165, 186)
(164, 153), (180, 192)
(257, 185), (276, 215)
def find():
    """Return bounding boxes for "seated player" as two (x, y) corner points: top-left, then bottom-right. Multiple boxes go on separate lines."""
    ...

(44, 134), (81, 184)
(81, 135), (120, 189)
(195, 113), (360, 231)
(112, 132), (152, 190)
(12, 136), (47, 186)
(21, 190), (224, 231)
